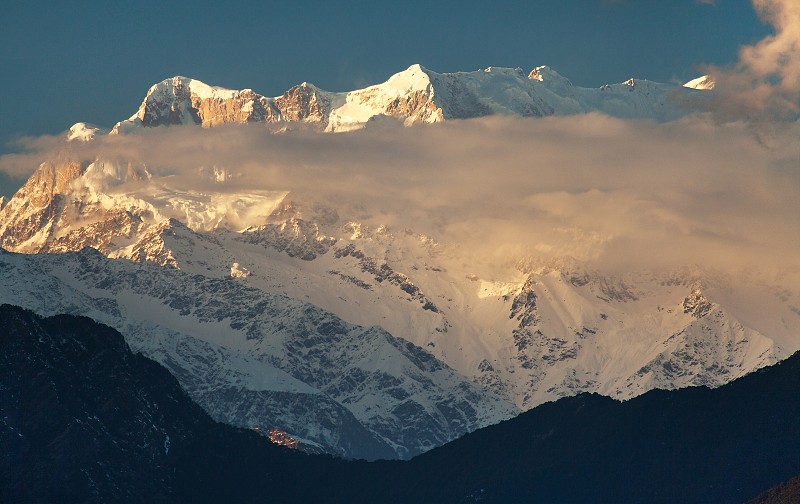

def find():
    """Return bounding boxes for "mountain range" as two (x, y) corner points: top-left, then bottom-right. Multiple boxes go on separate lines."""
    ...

(0, 64), (796, 461)
(103, 64), (708, 135)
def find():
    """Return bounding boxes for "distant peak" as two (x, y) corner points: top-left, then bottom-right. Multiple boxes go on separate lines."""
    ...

(67, 122), (103, 142)
(144, 76), (239, 101)
(683, 75), (715, 90)
(383, 64), (433, 93)
(105, 62), (714, 136)
(528, 66), (572, 87)
(404, 63), (427, 73)
(392, 64), (434, 80)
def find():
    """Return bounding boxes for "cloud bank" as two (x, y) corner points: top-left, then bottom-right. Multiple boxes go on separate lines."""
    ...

(2, 114), (797, 285)
(702, 0), (800, 121)
(1, 0), (797, 283)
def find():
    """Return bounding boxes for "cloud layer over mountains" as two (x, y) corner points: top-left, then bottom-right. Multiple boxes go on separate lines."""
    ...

(1, 0), (797, 285)
(2, 113), (797, 286)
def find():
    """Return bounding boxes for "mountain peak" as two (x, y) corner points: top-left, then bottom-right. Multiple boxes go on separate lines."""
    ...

(145, 76), (239, 101)
(111, 75), (276, 133)
(528, 65), (573, 87)
(104, 63), (715, 135)
(405, 63), (428, 73)
(683, 75), (716, 90)
(385, 64), (433, 91)
(67, 122), (103, 142)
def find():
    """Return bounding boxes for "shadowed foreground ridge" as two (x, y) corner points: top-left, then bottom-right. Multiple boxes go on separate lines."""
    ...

(0, 304), (355, 503)
(746, 475), (800, 504)
(1, 304), (797, 503)
(395, 354), (799, 503)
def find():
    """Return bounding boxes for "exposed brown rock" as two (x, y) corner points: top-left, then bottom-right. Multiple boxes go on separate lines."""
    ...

(193, 90), (279, 127)
(42, 210), (143, 255)
(384, 90), (444, 124)
(275, 83), (329, 125)
(683, 289), (713, 318)
(137, 79), (197, 127)
(0, 161), (88, 251)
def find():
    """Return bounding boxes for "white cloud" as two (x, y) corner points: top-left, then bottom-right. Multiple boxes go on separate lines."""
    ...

(701, 0), (800, 121)
(3, 114), (796, 285)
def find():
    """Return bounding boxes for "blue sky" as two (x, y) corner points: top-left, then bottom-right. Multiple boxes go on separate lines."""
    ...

(0, 0), (769, 161)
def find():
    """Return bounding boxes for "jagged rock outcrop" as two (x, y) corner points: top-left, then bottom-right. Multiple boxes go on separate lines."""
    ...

(275, 83), (331, 125)
(112, 77), (280, 132)
(0, 160), (87, 251)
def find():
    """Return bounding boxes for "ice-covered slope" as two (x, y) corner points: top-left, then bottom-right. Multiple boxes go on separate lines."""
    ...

(107, 64), (707, 135)
(684, 75), (716, 90)
(221, 225), (795, 409)
(0, 156), (795, 416)
(0, 247), (516, 460)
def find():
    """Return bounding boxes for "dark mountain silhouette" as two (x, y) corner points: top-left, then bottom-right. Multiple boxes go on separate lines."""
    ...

(2, 304), (797, 503)
(387, 351), (799, 503)
(0, 304), (355, 503)
(746, 475), (800, 504)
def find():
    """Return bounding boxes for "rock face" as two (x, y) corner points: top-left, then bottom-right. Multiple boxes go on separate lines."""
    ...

(275, 83), (330, 124)
(0, 160), (87, 251)
(383, 89), (443, 123)
(112, 77), (279, 132)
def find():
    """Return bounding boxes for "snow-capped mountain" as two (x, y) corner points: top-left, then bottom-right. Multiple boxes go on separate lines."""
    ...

(0, 247), (516, 460)
(109, 64), (708, 134)
(0, 64), (795, 459)
(0, 156), (796, 454)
